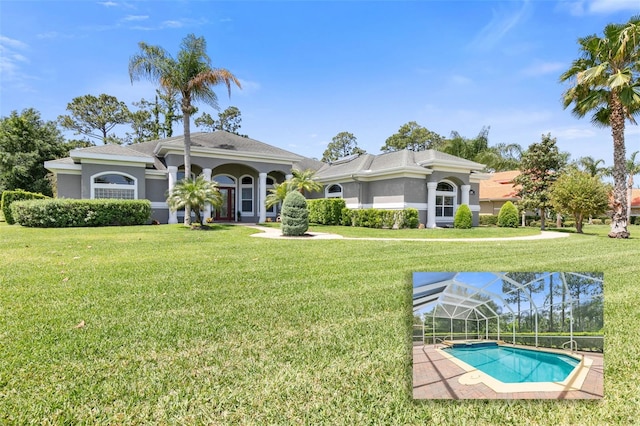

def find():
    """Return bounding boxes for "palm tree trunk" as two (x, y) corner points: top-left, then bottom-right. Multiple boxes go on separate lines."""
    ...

(627, 175), (633, 225)
(182, 97), (192, 226)
(608, 93), (629, 238)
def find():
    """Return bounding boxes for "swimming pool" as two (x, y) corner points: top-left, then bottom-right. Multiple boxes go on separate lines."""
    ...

(444, 343), (580, 383)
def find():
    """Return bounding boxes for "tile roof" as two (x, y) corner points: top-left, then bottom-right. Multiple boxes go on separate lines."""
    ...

(632, 188), (640, 209)
(479, 170), (520, 201)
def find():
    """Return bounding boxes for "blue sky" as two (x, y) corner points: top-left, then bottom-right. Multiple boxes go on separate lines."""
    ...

(1, 0), (638, 165)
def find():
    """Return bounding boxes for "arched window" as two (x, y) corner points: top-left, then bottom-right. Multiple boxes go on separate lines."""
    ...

(325, 184), (343, 198)
(91, 172), (137, 199)
(214, 175), (235, 185)
(240, 175), (254, 215)
(435, 180), (457, 218)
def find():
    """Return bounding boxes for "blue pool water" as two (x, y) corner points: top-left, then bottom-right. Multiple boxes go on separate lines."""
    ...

(445, 344), (580, 383)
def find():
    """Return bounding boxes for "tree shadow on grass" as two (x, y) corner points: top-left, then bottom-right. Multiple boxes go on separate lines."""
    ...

(173, 224), (234, 232)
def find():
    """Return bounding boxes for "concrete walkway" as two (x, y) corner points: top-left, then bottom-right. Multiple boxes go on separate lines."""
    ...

(243, 224), (571, 241)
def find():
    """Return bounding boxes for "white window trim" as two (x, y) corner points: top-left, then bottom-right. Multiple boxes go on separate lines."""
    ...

(90, 171), (137, 200)
(265, 176), (277, 216)
(240, 174), (254, 216)
(435, 179), (457, 220)
(325, 183), (343, 198)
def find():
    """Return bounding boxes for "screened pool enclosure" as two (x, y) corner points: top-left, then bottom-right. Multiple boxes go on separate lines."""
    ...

(413, 272), (603, 352)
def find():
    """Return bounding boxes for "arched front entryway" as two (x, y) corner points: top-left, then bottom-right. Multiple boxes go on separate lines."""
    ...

(426, 178), (471, 228)
(213, 174), (236, 221)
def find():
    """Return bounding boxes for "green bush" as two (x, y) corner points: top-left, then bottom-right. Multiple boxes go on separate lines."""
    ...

(281, 191), (309, 236)
(497, 201), (519, 228)
(340, 207), (354, 226)
(339, 207), (419, 229)
(11, 199), (151, 227)
(307, 198), (346, 225)
(454, 204), (472, 229)
(1, 190), (49, 225)
(479, 215), (498, 226)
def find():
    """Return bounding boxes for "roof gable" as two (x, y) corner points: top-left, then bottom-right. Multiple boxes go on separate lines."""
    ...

(315, 149), (486, 181)
(154, 131), (304, 162)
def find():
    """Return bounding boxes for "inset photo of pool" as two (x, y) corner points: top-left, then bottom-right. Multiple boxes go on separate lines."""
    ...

(412, 272), (603, 400)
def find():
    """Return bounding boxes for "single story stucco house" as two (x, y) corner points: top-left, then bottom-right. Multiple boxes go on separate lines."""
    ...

(44, 131), (488, 227)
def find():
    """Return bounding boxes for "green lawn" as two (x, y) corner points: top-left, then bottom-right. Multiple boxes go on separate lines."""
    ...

(306, 224), (542, 238)
(1, 223), (639, 424)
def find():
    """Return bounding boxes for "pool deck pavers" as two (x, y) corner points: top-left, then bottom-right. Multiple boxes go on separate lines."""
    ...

(413, 344), (604, 400)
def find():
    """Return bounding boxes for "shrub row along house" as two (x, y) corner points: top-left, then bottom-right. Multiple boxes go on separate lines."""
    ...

(45, 131), (488, 226)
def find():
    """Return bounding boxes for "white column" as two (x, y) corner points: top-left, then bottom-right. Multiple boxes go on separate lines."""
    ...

(259, 172), (267, 223)
(167, 166), (178, 224)
(461, 184), (470, 206)
(202, 168), (212, 223)
(427, 181), (437, 229)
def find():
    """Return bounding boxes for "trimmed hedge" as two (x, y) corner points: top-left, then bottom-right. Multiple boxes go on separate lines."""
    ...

(1, 190), (49, 225)
(479, 214), (499, 226)
(281, 191), (309, 236)
(307, 198), (346, 225)
(340, 207), (419, 229)
(497, 201), (519, 228)
(11, 199), (151, 227)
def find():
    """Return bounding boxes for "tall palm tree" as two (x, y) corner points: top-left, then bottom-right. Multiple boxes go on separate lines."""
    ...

(560, 16), (640, 238)
(166, 175), (223, 226)
(129, 34), (241, 224)
(289, 169), (322, 195)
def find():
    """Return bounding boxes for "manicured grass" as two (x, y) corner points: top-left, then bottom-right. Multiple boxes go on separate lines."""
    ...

(258, 222), (542, 238)
(1, 223), (639, 424)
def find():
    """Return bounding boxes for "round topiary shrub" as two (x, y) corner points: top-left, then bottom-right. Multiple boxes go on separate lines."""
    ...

(281, 191), (309, 236)
(497, 201), (519, 228)
(454, 204), (473, 229)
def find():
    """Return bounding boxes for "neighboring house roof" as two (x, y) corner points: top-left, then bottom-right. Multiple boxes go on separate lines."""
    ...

(632, 188), (640, 210)
(479, 170), (520, 201)
(314, 150), (486, 181)
(480, 172), (640, 211)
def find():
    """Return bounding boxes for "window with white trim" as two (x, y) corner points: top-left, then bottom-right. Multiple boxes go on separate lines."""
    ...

(92, 172), (137, 199)
(435, 181), (456, 218)
(240, 175), (254, 214)
(325, 184), (343, 198)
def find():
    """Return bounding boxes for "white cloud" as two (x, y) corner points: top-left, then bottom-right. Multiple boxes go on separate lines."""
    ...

(558, 0), (639, 16)
(123, 15), (148, 22)
(588, 0), (640, 14)
(547, 127), (597, 140)
(450, 75), (472, 85)
(469, 0), (532, 51)
(236, 79), (261, 96)
(0, 35), (28, 50)
(0, 36), (31, 85)
(162, 20), (184, 29)
(521, 61), (566, 77)
(97, 1), (119, 7)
